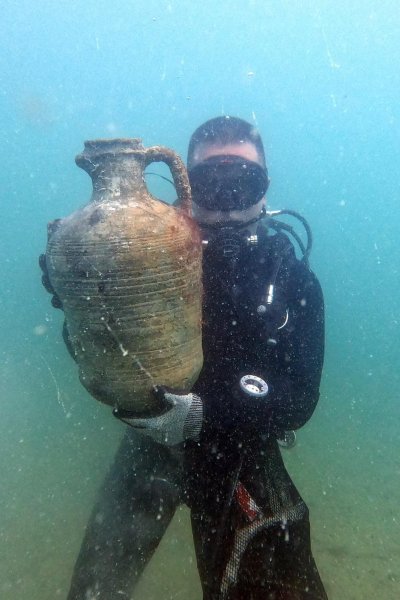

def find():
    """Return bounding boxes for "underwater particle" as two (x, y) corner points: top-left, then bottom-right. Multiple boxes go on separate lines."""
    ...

(33, 324), (47, 336)
(247, 71), (255, 77)
(18, 92), (54, 126)
(106, 122), (117, 134)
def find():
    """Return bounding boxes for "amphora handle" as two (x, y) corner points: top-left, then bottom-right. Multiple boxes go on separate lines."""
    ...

(144, 146), (192, 216)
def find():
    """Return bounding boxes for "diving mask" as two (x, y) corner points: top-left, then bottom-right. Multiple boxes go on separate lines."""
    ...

(189, 155), (269, 212)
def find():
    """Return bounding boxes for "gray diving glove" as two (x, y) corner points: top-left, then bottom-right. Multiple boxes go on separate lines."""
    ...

(113, 385), (203, 446)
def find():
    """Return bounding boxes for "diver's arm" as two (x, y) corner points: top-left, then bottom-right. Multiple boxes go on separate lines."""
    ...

(39, 252), (63, 309)
(40, 252), (78, 362)
(199, 266), (324, 436)
(264, 266), (325, 431)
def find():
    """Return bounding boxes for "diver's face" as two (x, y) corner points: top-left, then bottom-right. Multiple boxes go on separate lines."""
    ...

(190, 142), (266, 226)
(191, 141), (262, 166)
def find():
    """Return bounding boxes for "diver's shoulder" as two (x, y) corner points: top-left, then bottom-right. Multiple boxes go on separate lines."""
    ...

(259, 225), (323, 292)
(258, 227), (298, 262)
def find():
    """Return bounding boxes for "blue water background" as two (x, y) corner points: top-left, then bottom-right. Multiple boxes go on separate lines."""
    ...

(1, 1), (399, 598)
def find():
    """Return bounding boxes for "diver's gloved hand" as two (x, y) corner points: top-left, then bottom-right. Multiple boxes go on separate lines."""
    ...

(39, 253), (63, 309)
(113, 385), (203, 446)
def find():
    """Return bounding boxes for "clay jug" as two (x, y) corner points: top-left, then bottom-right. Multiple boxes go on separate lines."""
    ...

(45, 138), (203, 414)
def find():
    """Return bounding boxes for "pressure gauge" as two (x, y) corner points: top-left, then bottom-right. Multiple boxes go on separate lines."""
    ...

(239, 375), (269, 398)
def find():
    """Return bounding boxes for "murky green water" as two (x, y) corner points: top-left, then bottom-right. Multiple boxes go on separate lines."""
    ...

(1, 1), (399, 598)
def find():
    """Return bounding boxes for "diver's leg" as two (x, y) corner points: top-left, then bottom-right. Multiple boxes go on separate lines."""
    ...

(189, 438), (327, 600)
(191, 509), (231, 599)
(191, 510), (328, 600)
(231, 511), (328, 600)
(227, 440), (328, 600)
(67, 429), (183, 600)
(187, 439), (242, 599)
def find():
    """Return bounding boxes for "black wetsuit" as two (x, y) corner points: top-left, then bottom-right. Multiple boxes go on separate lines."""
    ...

(66, 225), (327, 600)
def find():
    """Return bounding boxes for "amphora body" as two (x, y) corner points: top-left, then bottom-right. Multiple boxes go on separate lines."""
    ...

(45, 138), (203, 413)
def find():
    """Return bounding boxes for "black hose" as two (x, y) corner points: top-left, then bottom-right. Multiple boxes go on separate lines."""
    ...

(265, 209), (313, 264)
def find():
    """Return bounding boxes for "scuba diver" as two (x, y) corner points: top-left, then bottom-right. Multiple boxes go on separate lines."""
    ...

(41, 116), (327, 599)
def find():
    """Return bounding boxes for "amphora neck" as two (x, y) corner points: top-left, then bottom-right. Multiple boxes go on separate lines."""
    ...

(76, 138), (147, 203)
